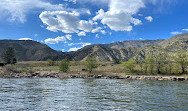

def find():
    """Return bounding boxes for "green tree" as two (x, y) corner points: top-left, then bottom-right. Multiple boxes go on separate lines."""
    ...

(138, 62), (143, 73)
(155, 52), (166, 74)
(167, 54), (174, 74)
(143, 62), (149, 74)
(2, 47), (17, 64)
(85, 57), (98, 73)
(145, 55), (155, 74)
(59, 59), (70, 73)
(122, 59), (136, 73)
(113, 58), (121, 64)
(173, 51), (188, 74)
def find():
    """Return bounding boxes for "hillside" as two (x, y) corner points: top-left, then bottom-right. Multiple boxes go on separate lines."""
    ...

(102, 39), (164, 49)
(62, 33), (188, 61)
(0, 40), (60, 61)
(0, 33), (187, 62)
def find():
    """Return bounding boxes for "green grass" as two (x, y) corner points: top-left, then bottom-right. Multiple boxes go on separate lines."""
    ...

(16, 61), (187, 75)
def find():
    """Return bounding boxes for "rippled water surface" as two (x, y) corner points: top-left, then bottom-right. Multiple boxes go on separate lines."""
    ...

(0, 78), (187, 111)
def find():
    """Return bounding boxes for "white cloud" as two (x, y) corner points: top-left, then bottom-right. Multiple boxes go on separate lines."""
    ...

(39, 11), (94, 33)
(139, 38), (143, 40)
(68, 47), (82, 52)
(101, 30), (106, 35)
(45, 34), (72, 44)
(64, 0), (77, 4)
(92, 27), (102, 33)
(170, 31), (182, 35)
(109, 32), (112, 36)
(61, 49), (65, 52)
(93, 0), (144, 31)
(68, 42), (91, 46)
(138, 14), (143, 16)
(45, 36), (67, 44)
(145, 16), (153, 22)
(68, 42), (91, 52)
(34, 34), (38, 37)
(79, 20), (93, 32)
(78, 31), (86, 36)
(19, 38), (33, 40)
(182, 29), (188, 31)
(76, 0), (108, 5)
(0, 0), (64, 23)
(65, 34), (72, 40)
(96, 34), (99, 38)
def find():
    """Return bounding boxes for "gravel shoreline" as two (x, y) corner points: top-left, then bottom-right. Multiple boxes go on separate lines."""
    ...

(0, 71), (188, 81)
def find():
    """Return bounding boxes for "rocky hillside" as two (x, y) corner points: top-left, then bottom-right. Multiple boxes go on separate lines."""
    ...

(101, 39), (164, 49)
(0, 40), (60, 61)
(0, 33), (187, 62)
(62, 33), (188, 61)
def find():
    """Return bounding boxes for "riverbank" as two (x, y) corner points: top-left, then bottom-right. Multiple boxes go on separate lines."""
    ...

(0, 71), (187, 81)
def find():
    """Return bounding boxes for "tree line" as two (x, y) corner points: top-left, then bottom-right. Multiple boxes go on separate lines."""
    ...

(1, 47), (187, 75)
(122, 50), (188, 74)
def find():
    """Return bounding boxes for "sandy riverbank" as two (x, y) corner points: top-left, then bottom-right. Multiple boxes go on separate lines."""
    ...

(0, 71), (188, 81)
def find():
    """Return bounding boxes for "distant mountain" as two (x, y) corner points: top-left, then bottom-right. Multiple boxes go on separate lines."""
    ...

(0, 40), (60, 61)
(0, 33), (187, 62)
(101, 39), (164, 49)
(61, 33), (188, 61)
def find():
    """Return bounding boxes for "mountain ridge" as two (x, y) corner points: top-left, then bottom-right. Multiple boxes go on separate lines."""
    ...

(0, 33), (187, 61)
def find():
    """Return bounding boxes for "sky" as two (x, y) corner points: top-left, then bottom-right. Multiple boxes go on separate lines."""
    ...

(0, 0), (188, 52)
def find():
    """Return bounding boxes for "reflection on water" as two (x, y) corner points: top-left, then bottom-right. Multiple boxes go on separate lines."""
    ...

(0, 78), (187, 111)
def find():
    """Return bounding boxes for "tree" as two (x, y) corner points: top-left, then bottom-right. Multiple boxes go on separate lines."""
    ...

(2, 47), (17, 64)
(167, 54), (174, 74)
(173, 51), (188, 74)
(113, 58), (121, 64)
(138, 62), (143, 73)
(12, 58), (17, 64)
(143, 62), (149, 74)
(155, 52), (166, 74)
(59, 59), (70, 73)
(122, 59), (136, 73)
(145, 55), (155, 74)
(85, 57), (98, 73)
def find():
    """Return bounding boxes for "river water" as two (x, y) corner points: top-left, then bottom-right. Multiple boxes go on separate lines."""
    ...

(0, 78), (187, 111)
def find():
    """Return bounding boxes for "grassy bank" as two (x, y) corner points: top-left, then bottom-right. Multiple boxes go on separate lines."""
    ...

(13, 61), (187, 75)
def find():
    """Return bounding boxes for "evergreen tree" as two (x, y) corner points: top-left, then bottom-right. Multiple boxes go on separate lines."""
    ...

(2, 47), (16, 64)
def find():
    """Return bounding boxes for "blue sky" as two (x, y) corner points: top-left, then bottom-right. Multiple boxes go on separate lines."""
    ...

(0, 0), (188, 52)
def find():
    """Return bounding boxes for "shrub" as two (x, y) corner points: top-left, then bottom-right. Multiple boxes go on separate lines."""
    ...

(4, 65), (21, 73)
(47, 59), (55, 66)
(59, 59), (70, 73)
(122, 59), (136, 73)
(85, 57), (98, 73)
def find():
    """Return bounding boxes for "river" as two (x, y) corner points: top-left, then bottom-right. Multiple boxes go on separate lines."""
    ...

(0, 78), (187, 111)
